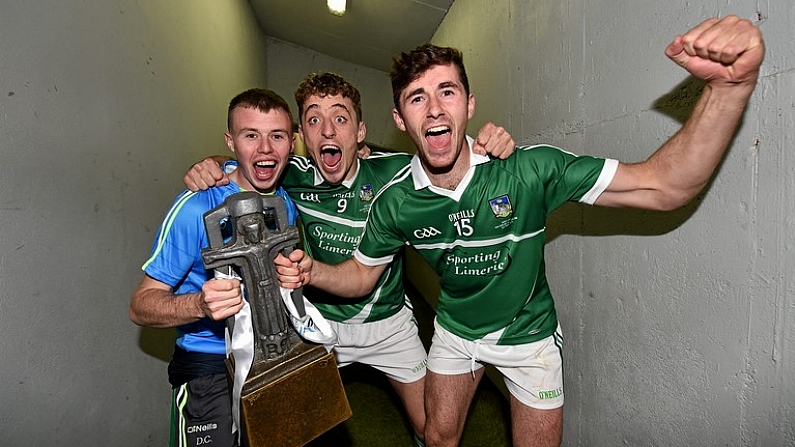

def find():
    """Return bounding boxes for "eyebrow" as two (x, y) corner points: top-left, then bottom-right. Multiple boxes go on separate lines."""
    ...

(237, 127), (260, 134)
(237, 127), (290, 135)
(304, 103), (351, 114)
(404, 87), (426, 99)
(438, 81), (460, 90)
(404, 81), (461, 101)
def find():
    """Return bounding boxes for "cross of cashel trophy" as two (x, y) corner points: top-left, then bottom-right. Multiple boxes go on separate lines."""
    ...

(201, 191), (350, 447)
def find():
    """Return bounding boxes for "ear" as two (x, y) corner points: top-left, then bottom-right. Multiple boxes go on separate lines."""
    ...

(289, 133), (296, 154)
(224, 132), (235, 154)
(467, 93), (476, 120)
(392, 108), (406, 132)
(293, 133), (309, 158)
(357, 121), (367, 144)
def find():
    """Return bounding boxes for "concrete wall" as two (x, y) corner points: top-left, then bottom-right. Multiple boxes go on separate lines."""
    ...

(0, 1), (270, 445)
(431, 1), (794, 446)
(263, 37), (414, 152)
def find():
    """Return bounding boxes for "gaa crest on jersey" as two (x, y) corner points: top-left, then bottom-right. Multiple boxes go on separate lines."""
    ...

(488, 195), (513, 218)
(359, 183), (374, 202)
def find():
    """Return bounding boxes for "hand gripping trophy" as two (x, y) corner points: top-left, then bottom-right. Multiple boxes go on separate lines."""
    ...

(202, 192), (350, 447)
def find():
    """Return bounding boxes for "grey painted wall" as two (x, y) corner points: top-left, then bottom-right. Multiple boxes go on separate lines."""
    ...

(0, 1), (271, 445)
(263, 37), (415, 152)
(432, 1), (794, 446)
(1, 0), (793, 446)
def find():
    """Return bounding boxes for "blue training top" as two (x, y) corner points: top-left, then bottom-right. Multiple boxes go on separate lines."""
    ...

(142, 182), (297, 355)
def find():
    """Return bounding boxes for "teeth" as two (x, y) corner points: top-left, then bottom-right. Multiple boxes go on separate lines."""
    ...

(321, 145), (340, 152)
(255, 161), (276, 167)
(426, 126), (450, 136)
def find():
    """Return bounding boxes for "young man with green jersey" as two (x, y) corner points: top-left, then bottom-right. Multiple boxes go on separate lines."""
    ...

(183, 72), (515, 446)
(274, 16), (765, 447)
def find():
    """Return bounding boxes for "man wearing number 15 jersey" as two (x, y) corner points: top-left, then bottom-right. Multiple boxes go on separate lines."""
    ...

(276, 19), (765, 446)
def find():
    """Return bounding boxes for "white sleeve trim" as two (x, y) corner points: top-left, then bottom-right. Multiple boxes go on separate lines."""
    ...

(353, 249), (394, 266)
(580, 158), (619, 205)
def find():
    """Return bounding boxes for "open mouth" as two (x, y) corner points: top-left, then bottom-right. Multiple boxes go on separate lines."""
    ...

(253, 160), (277, 179)
(425, 125), (452, 149)
(320, 144), (343, 168)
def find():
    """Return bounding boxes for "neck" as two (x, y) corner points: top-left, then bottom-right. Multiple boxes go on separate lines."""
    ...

(341, 158), (360, 184)
(425, 148), (470, 190)
(228, 172), (276, 194)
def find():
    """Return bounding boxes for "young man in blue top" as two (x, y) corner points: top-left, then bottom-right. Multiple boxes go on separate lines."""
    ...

(274, 16), (765, 447)
(130, 88), (298, 447)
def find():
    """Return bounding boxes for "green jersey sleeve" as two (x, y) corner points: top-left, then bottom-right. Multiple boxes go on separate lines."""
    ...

(510, 145), (617, 212)
(352, 168), (412, 266)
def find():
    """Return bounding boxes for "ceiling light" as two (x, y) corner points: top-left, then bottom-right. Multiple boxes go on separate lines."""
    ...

(327, 0), (346, 16)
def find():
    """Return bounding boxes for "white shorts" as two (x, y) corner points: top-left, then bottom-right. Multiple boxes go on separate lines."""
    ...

(330, 305), (427, 384)
(427, 319), (564, 409)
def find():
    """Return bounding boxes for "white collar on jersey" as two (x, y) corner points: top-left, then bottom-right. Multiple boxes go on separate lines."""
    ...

(410, 135), (489, 201)
(312, 157), (360, 188)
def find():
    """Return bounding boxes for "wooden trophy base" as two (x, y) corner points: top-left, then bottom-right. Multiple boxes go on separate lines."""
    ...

(240, 343), (351, 447)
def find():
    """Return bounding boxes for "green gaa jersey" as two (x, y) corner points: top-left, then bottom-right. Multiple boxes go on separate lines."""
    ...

(354, 144), (618, 344)
(282, 153), (413, 324)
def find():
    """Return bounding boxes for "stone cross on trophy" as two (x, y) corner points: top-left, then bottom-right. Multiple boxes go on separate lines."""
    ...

(201, 191), (350, 447)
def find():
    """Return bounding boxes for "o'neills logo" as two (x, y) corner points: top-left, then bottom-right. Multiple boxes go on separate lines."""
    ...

(187, 423), (218, 433)
(538, 388), (563, 400)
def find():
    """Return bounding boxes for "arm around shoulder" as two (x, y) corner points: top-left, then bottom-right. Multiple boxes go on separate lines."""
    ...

(183, 156), (232, 192)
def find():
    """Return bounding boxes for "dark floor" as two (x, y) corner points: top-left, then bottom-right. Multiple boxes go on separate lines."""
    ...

(305, 363), (511, 447)
(306, 288), (512, 447)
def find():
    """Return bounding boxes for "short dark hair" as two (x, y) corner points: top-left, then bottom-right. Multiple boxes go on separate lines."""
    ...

(389, 44), (470, 112)
(294, 72), (363, 123)
(227, 88), (293, 131)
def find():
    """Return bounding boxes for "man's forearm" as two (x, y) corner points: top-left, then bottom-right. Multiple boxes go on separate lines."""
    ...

(129, 286), (204, 328)
(646, 81), (756, 208)
(308, 258), (382, 298)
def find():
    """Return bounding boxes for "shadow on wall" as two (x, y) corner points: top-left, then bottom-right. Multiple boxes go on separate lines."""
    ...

(652, 76), (707, 123)
(546, 198), (703, 244)
(546, 75), (742, 243)
(137, 327), (177, 362)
